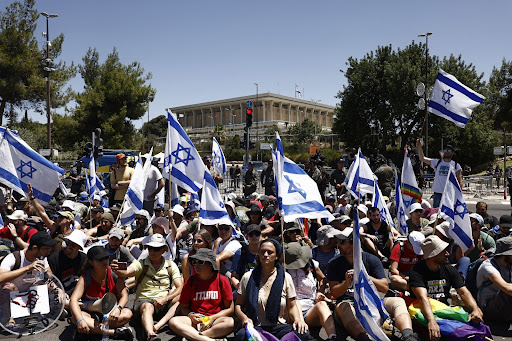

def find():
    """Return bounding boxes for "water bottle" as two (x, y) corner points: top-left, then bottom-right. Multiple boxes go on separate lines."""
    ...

(101, 314), (109, 341)
(35, 257), (45, 283)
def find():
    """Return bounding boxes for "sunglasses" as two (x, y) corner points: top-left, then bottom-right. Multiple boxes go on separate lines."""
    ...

(193, 238), (204, 243)
(148, 246), (164, 252)
(248, 231), (261, 237)
(287, 230), (300, 234)
(218, 226), (231, 231)
(190, 259), (207, 266)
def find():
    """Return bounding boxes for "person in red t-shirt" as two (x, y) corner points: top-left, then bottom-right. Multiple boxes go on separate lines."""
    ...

(69, 246), (134, 339)
(170, 248), (234, 341)
(389, 231), (425, 292)
(0, 210), (36, 250)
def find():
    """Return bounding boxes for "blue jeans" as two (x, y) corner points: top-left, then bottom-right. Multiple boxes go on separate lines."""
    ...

(456, 256), (471, 280)
(235, 323), (309, 341)
(433, 193), (442, 208)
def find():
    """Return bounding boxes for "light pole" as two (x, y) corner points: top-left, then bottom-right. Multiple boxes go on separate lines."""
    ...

(41, 12), (58, 161)
(254, 83), (259, 160)
(311, 99), (321, 138)
(418, 32), (432, 157)
(224, 108), (235, 136)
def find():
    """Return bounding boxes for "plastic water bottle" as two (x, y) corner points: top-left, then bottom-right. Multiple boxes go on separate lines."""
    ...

(101, 314), (109, 341)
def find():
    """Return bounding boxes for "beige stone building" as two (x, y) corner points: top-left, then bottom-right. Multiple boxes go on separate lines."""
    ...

(170, 93), (336, 138)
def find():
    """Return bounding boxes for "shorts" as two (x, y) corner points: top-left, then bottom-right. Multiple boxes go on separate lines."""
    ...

(133, 299), (172, 320)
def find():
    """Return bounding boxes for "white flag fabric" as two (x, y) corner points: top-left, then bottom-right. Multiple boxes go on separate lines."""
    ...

(401, 149), (421, 215)
(395, 171), (408, 235)
(295, 84), (302, 99)
(212, 137), (227, 174)
(169, 181), (180, 208)
(353, 211), (391, 341)
(0, 127), (64, 205)
(345, 149), (375, 198)
(438, 165), (473, 251)
(199, 170), (233, 226)
(272, 132), (334, 223)
(427, 69), (485, 128)
(163, 111), (205, 193)
(87, 151), (99, 200)
(373, 181), (394, 228)
(120, 150), (152, 226)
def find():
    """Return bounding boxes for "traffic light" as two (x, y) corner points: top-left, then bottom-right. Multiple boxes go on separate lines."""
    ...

(240, 141), (246, 149)
(246, 107), (253, 127)
(249, 141), (256, 149)
(241, 131), (248, 149)
(93, 128), (104, 159)
(85, 142), (93, 156)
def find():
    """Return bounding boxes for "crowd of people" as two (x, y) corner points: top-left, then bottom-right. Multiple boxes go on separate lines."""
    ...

(0, 142), (508, 341)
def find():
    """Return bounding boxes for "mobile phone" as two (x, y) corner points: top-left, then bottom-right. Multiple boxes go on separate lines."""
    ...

(117, 262), (128, 270)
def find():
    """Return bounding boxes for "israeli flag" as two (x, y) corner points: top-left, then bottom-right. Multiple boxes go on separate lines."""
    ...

(0, 127), (64, 205)
(427, 69), (485, 128)
(344, 149), (375, 198)
(170, 181), (180, 208)
(272, 132), (334, 223)
(87, 151), (99, 200)
(438, 165), (473, 251)
(120, 150), (152, 226)
(395, 171), (408, 235)
(401, 149), (421, 215)
(373, 181), (394, 228)
(163, 110), (205, 193)
(353, 210), (390, 341)
(212, 137), (227, 174)
(199, 170), (233, 226)
(0, 211), (3, 227)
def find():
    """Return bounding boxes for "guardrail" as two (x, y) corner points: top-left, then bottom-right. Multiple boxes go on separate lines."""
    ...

(421, 175), (503, 199)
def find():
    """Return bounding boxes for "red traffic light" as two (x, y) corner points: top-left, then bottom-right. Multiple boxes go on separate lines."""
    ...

(246, 108), (253, 115)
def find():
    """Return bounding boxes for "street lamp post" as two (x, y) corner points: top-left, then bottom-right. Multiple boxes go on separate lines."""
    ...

(418, 32), (432, 157)
(311, 99), (321, 138)
(254, 83), (259, 160)
(41, 12), (58, 161)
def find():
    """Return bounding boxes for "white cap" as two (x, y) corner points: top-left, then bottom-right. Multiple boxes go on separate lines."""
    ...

(435, 221), (452, 240)
(93, 194), (101, 202)
(469, 213), (484, 226)
(227, 193), (237, 200)
(6, 210), (28, 221)
(98, 190), (107, 198)
(172, 204), (185, 217)
(410, 203), (424, 213)
(225, 201), (235, 211)
(408, 231), (425, 255)
(64, 230), (87, 250)
(61, 200), (75, 210)
(357, 204), (368, 216)
(334, 227), (353, 240)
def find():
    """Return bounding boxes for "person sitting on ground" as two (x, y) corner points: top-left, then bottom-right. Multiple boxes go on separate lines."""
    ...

(361, 206), (400, 263)
(283, 222), (314, 249)
(487, 215), (512, 242)
(48, 230), (88, 309)
(406, 203), (429, 233)
(235, 238), (309, 341)
(408, 235), (483, 341)
(285, 241), (336, 341)
(312, 225), (339, 276)
(475, 201), (499, 230)
(231, 224), (262, 290)
(225, 201), (241, 230)
(215, 223), (242, 277)
(132, 217), (177, 261)
(169, 248), (234, 341)
(389, 231), (425, 292)
(84, 205), (104, 229)
(86, 212), (116, 242)
(476, 236), (512, 323)
(182, 229), (214, 283)
(327, 228), (421, 341)
(104, 227), (135, 265)
(0, 209), (34, 250)
(112, 234), (183, 340)
(462, 213), (495, 263)
(70, 246), (133, 340)
(124, 210), (152, 248)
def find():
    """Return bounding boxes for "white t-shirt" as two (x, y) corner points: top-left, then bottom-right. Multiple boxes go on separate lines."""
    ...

(287, 259), (319, 312)
(431, 159), (461, 193)
(215, 237), (242, 275)
(476, 258), (511, 309)
(0, 250), (49, 291)
(138, 233), (176, 261)
(144, 165), (163, 201)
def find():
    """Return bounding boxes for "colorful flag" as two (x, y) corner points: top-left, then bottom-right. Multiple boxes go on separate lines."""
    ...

(0, 127), (64, 205)
(272, 132), (334, 223)
(401, 148), (421, 215)
(212, 137), (227, 174)
(427, 69), (485, 128)
(353, 209), (390, 341)
(344, 148), (375, 198)
(438, 165), (473, 251)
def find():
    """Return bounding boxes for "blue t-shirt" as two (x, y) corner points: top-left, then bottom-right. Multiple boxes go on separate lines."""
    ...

(327, 252), (386, 301)
(312, 247), (338, 276)
(230, 247), (258, 275)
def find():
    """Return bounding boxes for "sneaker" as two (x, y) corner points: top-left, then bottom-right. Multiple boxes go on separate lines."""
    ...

(113, 326), (134, 340)
(402, 332), (421, 341)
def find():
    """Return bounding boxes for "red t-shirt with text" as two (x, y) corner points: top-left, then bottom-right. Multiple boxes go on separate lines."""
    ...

(179, 273), (232, 316)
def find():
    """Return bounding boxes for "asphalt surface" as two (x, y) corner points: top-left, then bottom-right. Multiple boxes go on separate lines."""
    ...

(3, 191), (512, 341)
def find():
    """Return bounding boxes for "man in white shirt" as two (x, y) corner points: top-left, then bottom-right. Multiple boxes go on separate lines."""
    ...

(141, 154), (165, 216)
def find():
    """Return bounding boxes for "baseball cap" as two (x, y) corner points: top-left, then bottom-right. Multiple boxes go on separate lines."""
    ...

(64, 230), (87, 250)
(61, 200), (75, 210)
(189, 248), (219, 271)
(335, 227), (353, 241)
(421, 235), (449, 259)
(285, 242), (312, 270)
(7, 210), (28, 221)
(494, 236), (512, 256)
(108, 227), (125, 240)
(136, 209), (151, 221)
(101, 213), (115, 224)
(30, 231), (58, 247)
(357, 204), (368, 216)
(500, 215), (512, 228)
(78, 192), (89, 203)
(338, 215), (352, 224)
(144, 233), (168, 250)
(410, 203), (424, 213)
(57, 211), (75, 220)
(245, 224), (261, 235)
(469, 213), (484, 226)
(258, 195), (269, 203)
(87, 245), (111, 260)
(408, 231), (425, 255)
(92, 194), (101, 202)
(316, 225), (337, 246)
(91, 205), (104, 213)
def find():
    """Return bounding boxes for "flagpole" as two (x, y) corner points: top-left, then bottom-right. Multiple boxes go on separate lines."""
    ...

(114, 195), (127, 227)
(280, 215), (286, 270)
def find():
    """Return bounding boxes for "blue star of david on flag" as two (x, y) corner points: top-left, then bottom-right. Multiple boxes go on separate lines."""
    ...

(454, 199), (468, 219)
(213, 151), (221, 165)
(171, 143), (195, 166)
(442, 88), (454, 105)
(284, 174), (307, 199)
(355, 271), (373, 315)
(17, 160), (36, 179)
(163, 155), (170, 168)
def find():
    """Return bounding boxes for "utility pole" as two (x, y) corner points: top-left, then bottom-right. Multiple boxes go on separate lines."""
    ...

(418, 32), (432, 157)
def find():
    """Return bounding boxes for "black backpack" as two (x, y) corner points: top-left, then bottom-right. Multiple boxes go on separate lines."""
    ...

(465, 251), (497, 300)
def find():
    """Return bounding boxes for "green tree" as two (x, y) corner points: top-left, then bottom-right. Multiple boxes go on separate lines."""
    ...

(141, 114), (167, 137)
(488, 59), (512, 127)
(287, 118), (321, 149)
(0, 0), (75, 126)
(56, 47), (156, 149)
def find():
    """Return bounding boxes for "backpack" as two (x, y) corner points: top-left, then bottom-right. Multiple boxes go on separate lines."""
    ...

(465, 251), (497, 300)
(134, 259), (176, 290)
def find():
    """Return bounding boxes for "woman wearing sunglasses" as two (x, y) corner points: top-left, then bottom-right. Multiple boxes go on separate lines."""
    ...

(70, 246), (133, 339)
(283, 222), (314, 249)
(231, 224), (262, 290)
(235, 238), (309, 341)
(214, 223), (242, 277)
(169, 248), (234, 341)
(181, 229), (213, 282)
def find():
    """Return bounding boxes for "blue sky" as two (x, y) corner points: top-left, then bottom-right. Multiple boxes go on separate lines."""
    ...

(23, 0), (512, 128)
